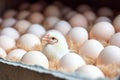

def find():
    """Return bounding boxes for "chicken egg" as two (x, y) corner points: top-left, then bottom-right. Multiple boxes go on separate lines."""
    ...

(64, 11), (77, 20)
(1, 27), (20, 40)
(0, 48), (7, 59)
(3, 9), (17, 19)
(44, 5), (61, 17)
(109, 32), (120, 47)
(97, 45), (120, 65)
(79, 39), (104, 59)
(97, 7), (113, 18)
(95, 16), (111, 23)
(7, 49), (27, 62)
(28, 12), (44, 24)
(76, 4), (91, 13)
(54, 20), (71, 36)
(18, 2), (30, 10)
(59, 53), (86, 72)
(21, 51), (49, 69)
(17, 10), (30, 20)
(14, 20), (31, 34)
(69, 14), (88, 29)
(27, 24), (46, 39)
(0, 35), (16, 52)
(17, 33), (41, 51)
(113, 14), (120, 32)
(43, 16), (60, 30)
(67, 27), (88, 46)
(90, 21), (115, 41)
(1, 18), (16, 28)
(75, 65), (105, 79)
(61, 7), (72, 16)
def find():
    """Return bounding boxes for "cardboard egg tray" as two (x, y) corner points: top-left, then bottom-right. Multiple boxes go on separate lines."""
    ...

(0, 0), (120, 80)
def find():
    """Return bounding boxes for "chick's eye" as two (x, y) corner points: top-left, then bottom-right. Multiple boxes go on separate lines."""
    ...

(51, 37), (55, 40)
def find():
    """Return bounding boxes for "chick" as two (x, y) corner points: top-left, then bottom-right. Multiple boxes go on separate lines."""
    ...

(42, 30), (69, 62)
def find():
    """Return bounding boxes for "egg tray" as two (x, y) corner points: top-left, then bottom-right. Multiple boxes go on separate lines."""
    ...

(0, 58), (112, 80)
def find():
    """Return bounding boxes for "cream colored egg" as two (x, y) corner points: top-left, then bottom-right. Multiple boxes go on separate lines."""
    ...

(97, 45), (120, 64)
(67, 27), (88, 46)
(3, 9), (17, 18)
(0, 35), (16, 51)
(19, 2), (30, 10)
(29, 2), (43, 12)
(77, 4), (91, 13)
(7, 49), (27, 62)
(64, 11), (77, 20)
(1, 18), (16, 28)
(14, 20), (31, 34)
(109, 32), (120, 47)
(95, 16), (111, 23)
(75, 65), (104, 79)
(59, 53), (86, 72)
(27, 24), (46, 38)
(83, 10), (96, 23)
(0, 48), (7, 59)
(97, 7), (113, 18)
(43, 16), (60, 30)
(90, 21), (115, 41)
(17, 33), (41, 51)
(44, 5), (61, 17)
(21, 51), (49, 69)
(113, 14), (120, 32)
(28, 12), (44, 24)
(17, 10), (30, 20)
(1, 27), (20, 40)
(54, 20), (71, 36)
(79, 39), (104, 59)
(69, 14), (88, 29)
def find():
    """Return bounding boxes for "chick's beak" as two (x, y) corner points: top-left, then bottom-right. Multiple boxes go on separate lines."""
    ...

(42, 34), (50, 43)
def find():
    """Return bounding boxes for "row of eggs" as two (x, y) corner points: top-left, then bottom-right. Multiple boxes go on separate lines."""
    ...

(0, 1), (120, 79)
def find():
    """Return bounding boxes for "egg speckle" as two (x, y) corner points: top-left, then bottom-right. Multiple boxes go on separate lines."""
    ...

(21, 51), (49, 69)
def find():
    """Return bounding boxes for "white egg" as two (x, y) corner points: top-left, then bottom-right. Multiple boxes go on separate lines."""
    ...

(0, 48), (7, 59)
(79, 39), (104, 59)
(27, 24), (46, 39)
(90, 21), (115, 41)
(17, 10), (30, 20)
(75, 65), (105, 79)
(44, 5), (61, 17)
(21, 51), (49, 69)
(7, 49), (27, 61)
(43, 16), (60, 30)
(97, 7), (113, 18)
(1, 27), (20, 40)
(17, 33), (41, 50)
(14, 20), (31, 34)
(83, 10), (96, 23)
(77, 4), (91, 13)
(28, 12), (44, 24)
(67, 27), (88, 46)
(0, 35), (16, 51)
(54, 20), (72, 36)
(113, 14), (120, 32)
(97, 45), (120, 64)
(109, 32), (120, 47)
(69, 14), (88, 29)
(59, 53), (86, 72)
(3, 9), (17, 18)
(1, 18), (16, 28)
(95, 16), (111, 23)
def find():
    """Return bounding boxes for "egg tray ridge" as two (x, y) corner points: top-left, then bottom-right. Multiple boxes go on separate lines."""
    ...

(0, 58), (111, 80)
